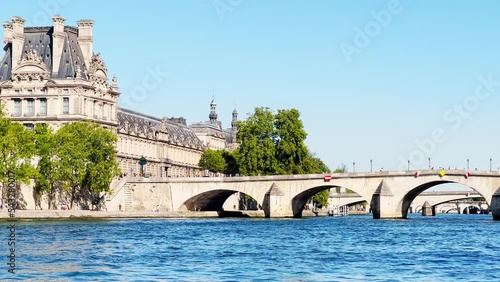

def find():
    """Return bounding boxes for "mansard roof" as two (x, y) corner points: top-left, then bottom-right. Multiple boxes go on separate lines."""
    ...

(190, 120), (225, 139)
(0, 26), (88, 81)
(0, 44), (11, 81)
(117, 107), (204, 150)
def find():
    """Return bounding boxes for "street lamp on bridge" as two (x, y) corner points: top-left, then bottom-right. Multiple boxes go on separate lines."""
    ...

(490, 158), (492, 171)
(370, 159), (373, 172)
(467, 159), (470, 171)
(353, 162), (355, 173)
(408, 160), (410, 171)
(428, 157), (431, 169)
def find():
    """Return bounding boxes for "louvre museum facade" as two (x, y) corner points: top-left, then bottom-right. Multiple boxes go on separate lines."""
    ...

(0, 16), (238, 178)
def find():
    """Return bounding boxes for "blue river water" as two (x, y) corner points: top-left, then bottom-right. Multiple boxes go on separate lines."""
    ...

(1, 214), (500, 281)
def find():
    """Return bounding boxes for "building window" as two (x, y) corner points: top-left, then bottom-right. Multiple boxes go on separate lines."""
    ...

(39, 98), (47, 116)
(93, 100), (97, 118)
(63, 97), (69, 114)
(13, 99), (21, 116)
(24, 123), (34, 130)
(14, 90), (19, 95)
(27, 89), (33, 95)
(63, 89), (69, 95)
(26, 99), (34, 116)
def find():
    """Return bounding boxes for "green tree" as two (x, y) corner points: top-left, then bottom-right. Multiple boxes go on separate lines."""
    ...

(56, 121), (120, 209)
(275, 109), (309, 174)
(0, 109), (37, 209)
(198, 149), (226, 173)
(236, 107), (330, 176)
(222, 150), (239, 176)
(0, 116), (36, 186)
(82, 124), (120, 196)
(303, 152), (331, 174)
(34, 124), (60, 209)
(236, 107), (279, 176)
(312, 189), (330, 208)
(334, 164), (348, 173)
(309, 156), (332, 208)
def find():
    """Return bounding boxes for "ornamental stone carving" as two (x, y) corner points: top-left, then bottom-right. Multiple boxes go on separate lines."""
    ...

(12, 49), (51, 82)
(87, 53), (108, 85)
(22, 49), (43, 65)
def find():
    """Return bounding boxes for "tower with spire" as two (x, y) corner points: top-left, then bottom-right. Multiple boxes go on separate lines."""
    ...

(209, 97), (218, 123)
(231, 108), (238, 130)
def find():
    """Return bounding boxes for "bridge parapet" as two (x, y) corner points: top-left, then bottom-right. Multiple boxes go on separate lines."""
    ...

(107, 170), (500, 220)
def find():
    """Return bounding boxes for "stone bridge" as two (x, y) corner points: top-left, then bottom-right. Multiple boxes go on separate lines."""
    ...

(332, 191), (487, 216)
(106, 170), (500, 219)
(329, 190), (483, 212)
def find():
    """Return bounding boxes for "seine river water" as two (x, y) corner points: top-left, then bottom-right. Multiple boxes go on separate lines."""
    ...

(1, 214), (499, 281)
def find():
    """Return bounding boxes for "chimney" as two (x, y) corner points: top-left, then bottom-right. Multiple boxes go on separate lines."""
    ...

(51, 15), (66, 76)
(3, 21), (12, 45)
(11, 16), (25, 70)
(76, 19), (94, 68)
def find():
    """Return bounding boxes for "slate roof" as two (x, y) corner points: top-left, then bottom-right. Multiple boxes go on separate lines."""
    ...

(190, 121), (225, 139)
(0, 44), (11, 80)
(0, 26), (87, 80)
(117, 107), (204, 150)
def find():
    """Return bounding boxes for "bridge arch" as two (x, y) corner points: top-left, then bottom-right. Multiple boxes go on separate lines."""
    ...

(181, 189), (259, 212)
(292, 185), (334, 217)
(400, 181), (485, 218)
(292, 185), (369, 218)
(434, 197), (485, 213)
(445, 208), (458, 213)
(462, 205), (481, 214)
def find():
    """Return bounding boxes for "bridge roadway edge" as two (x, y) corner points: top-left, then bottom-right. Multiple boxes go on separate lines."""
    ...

(10, 170), (500, 220)
(104, 170), (500, 220)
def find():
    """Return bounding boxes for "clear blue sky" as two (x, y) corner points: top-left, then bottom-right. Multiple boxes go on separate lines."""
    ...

(3, 0), (500, 173)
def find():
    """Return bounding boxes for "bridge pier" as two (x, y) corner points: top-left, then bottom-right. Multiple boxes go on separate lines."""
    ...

(370, 181), (404, 219)
(262, 183), (294, 218)
(490, 188), (500, 220)
(421, 201), (434, 216)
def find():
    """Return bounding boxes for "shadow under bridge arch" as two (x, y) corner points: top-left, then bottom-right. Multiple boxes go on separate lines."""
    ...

(182, 189), (260, 212)
(401, 180), (482, 218)
(292, 185), (337, 218)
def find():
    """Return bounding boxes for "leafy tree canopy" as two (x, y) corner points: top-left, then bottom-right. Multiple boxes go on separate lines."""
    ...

(0, 115), (36, 185)
(55, 121), (120, 208)
(199, 149), (226, 173)
(236, 107), (330, 176)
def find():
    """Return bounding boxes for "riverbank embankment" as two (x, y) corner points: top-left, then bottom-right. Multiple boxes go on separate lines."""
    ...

(0, 209), (368, 220)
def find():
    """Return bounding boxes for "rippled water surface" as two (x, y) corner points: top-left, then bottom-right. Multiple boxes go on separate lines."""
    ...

(1, 214), (500, 281)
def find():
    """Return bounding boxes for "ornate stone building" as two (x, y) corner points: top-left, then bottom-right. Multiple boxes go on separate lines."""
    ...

(190, 98), (239, 152)
(0, 16), (119, 130)
(0, 16), (238, 178)
(116, 108), (204, 177)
